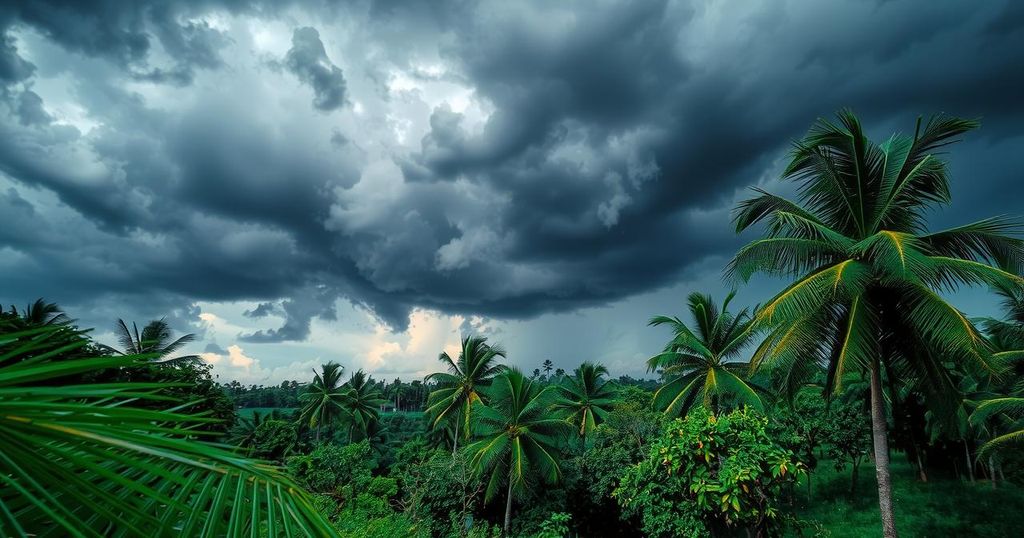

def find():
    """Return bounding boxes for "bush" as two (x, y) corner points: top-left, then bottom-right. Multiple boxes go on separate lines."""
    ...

(251, 419), (297, 461)
(615, 407), (804, 537)
(287, 441), (375, 499)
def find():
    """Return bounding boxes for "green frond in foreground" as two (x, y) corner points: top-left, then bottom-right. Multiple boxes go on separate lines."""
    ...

(0, 323), (336, 537)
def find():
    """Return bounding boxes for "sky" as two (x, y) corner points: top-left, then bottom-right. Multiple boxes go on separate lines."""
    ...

(1, 0), (1022, 386)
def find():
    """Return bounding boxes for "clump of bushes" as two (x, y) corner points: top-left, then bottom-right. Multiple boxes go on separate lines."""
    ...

(616, 407), (804, 537)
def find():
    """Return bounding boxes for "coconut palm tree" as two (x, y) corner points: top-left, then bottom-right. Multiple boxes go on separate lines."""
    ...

(0, 318), (335, 536)
(298, 361), (349, 442)
(553, 361), (617, 448)
(647, 291), (763, 417)
(112, 318), (199, 364)
(9, 298), (72, 326)
(466, 368), (568, 534)
(729, 110), (1024, 537)
(341, 369), (387, 441)
(542, 359), (554, 379)
(425, 335), (506, 453)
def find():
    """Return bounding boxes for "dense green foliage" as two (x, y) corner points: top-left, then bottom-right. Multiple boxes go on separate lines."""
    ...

(4, 110), (1024, 536)
(616, 407), (803, 537)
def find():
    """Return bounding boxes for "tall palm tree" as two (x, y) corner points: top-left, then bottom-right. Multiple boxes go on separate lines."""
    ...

(298, 361), (349, 442)
(542, 359), (554, 379)
(647, 291), (763, 417)
(729, 110), (1023, 537)
(553, 361), (617, 448)
(113, 318), (199, 364)
(0, 319), (335, 536)
(425, 335), (506, 453)
(341, 369), (387, 441)
(466, 368), (568, 534)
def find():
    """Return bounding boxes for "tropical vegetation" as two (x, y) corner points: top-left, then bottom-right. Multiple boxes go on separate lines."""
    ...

(3, 110), (1024, 536)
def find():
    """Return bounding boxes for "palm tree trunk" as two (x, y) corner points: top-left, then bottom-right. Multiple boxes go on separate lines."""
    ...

(989, 456), (997, 489)
(851, 457), (860, 493)
(453, 417), (460, 456)
(869, 359), (898, 538)
(963, 439), (975, 482)
(503, 479), (513, 535)
(315, 425), (321, 443)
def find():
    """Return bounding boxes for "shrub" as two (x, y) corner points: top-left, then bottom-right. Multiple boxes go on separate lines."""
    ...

(251, 419), (297, 461)
(615, 407), (804, 537)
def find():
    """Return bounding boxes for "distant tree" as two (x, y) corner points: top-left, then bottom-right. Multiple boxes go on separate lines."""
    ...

(299, 362), (349, 442)
(9, 298), (72, 326)
(555, 368), (565, 377)
(647, 292), (763, 417)
(532, 368), (541, 380)
(343, 369), (387, 442)
(252, 419), (298, 461)
(231, 411), (289, 453)
(553, 361), (617, 448)
(112, 318), (199, 364)
(542, 359), (554, 379)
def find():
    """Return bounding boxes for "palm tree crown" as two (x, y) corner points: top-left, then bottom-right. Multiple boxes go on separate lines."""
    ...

(647, 291), (762, 417)
(732, 112), (1022, 404)
(10, 298), (72, 326)
(425, 335), (506, 448)
(113, 318), (199, 364)
(553, 361), (617, 441)
(298, 361), (348, 441)
(342, 369), (387, 437)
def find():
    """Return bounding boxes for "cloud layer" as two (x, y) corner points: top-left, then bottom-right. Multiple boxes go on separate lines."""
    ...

(1, 1), (1022, 379)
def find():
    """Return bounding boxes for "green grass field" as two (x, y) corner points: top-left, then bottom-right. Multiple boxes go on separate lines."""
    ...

(791, 458), (1024, 537)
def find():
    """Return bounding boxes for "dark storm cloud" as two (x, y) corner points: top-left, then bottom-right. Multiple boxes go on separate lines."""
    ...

(14, 90), (51, 125)
(239, 286), (338, 342)
(204, 342), (226, 354)
(244, 302), (280, 318)
(1, 0), (1023, 341)
(0, 1), (235, 86)
(284, 27), (348, 111)
(0, 32), (34, 84)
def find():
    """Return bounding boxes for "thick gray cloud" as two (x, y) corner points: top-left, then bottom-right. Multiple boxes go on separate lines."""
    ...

(284, 26), (347, 111)
(0, 0), (1022, 350)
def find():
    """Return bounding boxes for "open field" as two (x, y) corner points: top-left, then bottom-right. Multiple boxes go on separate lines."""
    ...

(791, 459), (1024, 537)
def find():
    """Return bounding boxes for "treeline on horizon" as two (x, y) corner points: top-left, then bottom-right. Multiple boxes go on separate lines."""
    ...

(223, 373), (658, 411)
(2, 110), (1024, 537)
